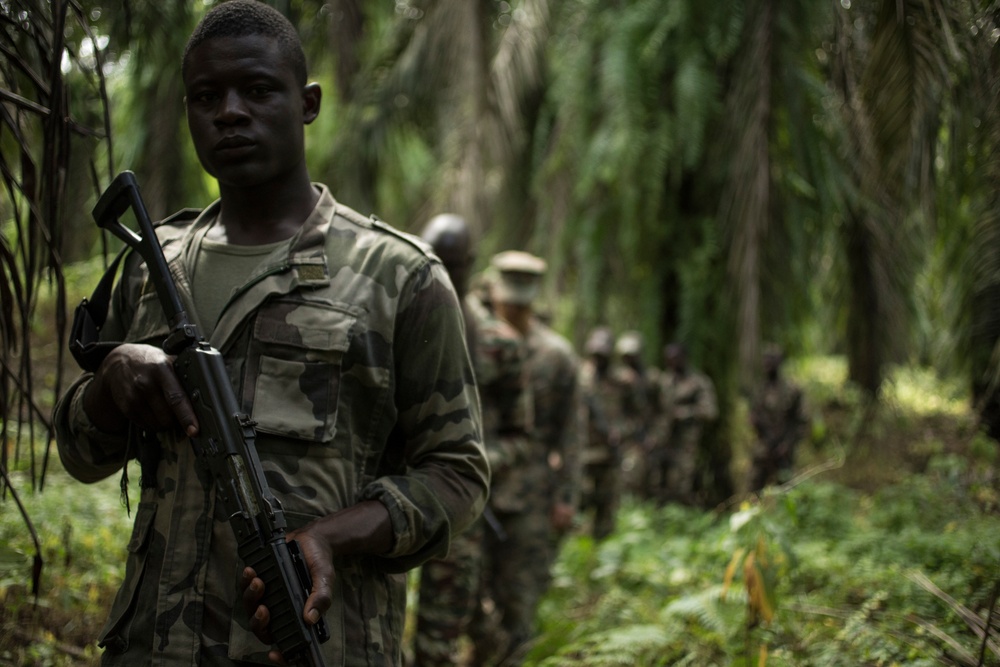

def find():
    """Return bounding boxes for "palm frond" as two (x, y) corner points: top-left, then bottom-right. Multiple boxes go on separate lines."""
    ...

(718, 0), (775, 390)
(1, 0), (115, 603)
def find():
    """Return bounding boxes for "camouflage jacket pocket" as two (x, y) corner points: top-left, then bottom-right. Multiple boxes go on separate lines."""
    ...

(245, 301), (356, 444)
(97, 501), (157, 653)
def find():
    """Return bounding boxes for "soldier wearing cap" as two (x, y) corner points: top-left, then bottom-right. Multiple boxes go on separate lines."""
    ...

(578, 326), (629, 538)
(749, 344), (809, 491)
(412, 216), (530, 667)
(613, 331), (657, 498)
(470, 250), (583, 665)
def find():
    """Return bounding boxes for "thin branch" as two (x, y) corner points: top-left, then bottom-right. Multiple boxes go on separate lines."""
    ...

(908, 570), (1000, 657)
(0, 462), (43, 597)
(0, 356), (55, 432)
(0, 88), (50, 115)
(978, 579), (1000, 667)
(907, 615), (979, 667)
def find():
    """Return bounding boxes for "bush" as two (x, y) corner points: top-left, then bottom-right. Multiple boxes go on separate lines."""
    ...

(0, 457), (135, 667)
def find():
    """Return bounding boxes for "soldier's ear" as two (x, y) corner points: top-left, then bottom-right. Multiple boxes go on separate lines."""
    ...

(303, 83), (321, 124)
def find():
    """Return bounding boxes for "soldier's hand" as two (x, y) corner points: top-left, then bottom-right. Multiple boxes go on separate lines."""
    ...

(85, 343), (198, 436)
(286, 526), (335, 631)
(242, 501), (390, 662)
(242, 568), (294, 665)
(241, 529), (333, 665)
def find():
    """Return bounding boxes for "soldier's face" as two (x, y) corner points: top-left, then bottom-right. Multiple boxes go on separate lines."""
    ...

(183, 35), (320, 188)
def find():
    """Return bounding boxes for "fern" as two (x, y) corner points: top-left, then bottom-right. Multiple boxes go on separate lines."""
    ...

(537, 623), (676, 667)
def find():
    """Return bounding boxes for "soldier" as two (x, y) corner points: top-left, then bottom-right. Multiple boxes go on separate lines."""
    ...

(473, 250), (582, 666)
(613, 331), (656, 498)
(51, 3), (488, 665)
(653, 342), (718, 506)
(412, 216), (530, 667)
(578, 326), (626, 539)
(749, 344), (809, 491)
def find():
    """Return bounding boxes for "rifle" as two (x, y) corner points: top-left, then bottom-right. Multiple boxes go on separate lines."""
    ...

(86, 171), (330, 667)
(482, 505), (508, 542)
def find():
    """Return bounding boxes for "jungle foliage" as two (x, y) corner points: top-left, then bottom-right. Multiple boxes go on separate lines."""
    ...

(5, 0), (1000, 501)
(1, 358), (997, 666)
(526, 359), (1000, 667)
(3, 0), (1000, 662)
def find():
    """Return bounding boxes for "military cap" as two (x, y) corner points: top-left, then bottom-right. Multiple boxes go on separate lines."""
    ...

(585, 326), (615, 357)
(490, 250), (547, 306)
(615, 330), (644, 357)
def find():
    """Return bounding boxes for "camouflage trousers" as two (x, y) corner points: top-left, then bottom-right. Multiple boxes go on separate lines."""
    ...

(748, 438), (796, 492)
(663, 424), (701, 506)
(412, 520), (484, 667)
(619, 443), (650, 499)
(582, 461), (620, 539)
(469, 506), (552, 666)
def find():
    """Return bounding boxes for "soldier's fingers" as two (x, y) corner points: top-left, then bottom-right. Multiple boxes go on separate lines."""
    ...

(139, 392), (180, 432)
(292, 536), (334, 621)
(304, 584), (332, 626)
(241, 568), (265, 618)
(159, 372), (198, 437)
(241, 566), (257, 587)
(250, 603), (274, 644)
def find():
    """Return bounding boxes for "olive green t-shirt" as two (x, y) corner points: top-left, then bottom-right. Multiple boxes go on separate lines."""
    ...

(192, 237), (288, 334)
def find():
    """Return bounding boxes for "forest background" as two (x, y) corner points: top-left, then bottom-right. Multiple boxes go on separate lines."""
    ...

(2, 0), (1000, 665)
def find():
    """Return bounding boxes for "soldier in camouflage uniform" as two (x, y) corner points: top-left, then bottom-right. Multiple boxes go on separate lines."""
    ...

(579, 327), (627, 539)
(613, 331), (656, 499)
(472, 251), (582, 666)
(411, 216), (530, 667)
(52, 4), (488, 666)
(652, 342), (718, 506)
(749, 345), (809, 491)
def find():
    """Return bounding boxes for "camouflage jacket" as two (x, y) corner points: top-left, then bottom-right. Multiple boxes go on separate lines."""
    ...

(578, 361), (627, 466)
(750, 377), (808, 457)
(53, 186), (488, 667)
(524, 319), (583, 508)
(465, 295), (533, 513)
(610, 363), (652, 449)
(654, 369), (718, 447)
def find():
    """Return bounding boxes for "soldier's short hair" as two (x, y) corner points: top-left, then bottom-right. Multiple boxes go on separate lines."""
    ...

(183, 0), (308, 86)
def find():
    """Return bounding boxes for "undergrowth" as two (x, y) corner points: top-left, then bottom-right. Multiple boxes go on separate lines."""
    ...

(0, 461), (135, 667)
(528, 436), (1000, 666)
(1, 359), (998, 666)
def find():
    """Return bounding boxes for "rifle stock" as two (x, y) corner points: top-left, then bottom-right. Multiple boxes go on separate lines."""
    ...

(92, 171), (330, 667)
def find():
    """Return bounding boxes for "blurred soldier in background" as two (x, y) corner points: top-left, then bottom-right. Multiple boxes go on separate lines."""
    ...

(412, 215), (530, 667)
(749, 344), (809, 492)
(579, 326), (626, 539)
(613, 331), (656, 498)
(653, 342), (718, 506)
(472, 250), (582, 666)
